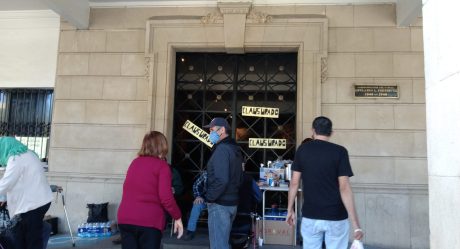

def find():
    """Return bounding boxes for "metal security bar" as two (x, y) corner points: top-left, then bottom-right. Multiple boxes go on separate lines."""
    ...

(0, 88), (54, 160)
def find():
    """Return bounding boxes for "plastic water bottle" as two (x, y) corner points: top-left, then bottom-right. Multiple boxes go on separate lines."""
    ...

(91, 223), (97, 237)
(93, 223), (98, 237)
(103, 222), (110, 237)
(77, 223), (83, 237)
(81, 223), (89, 238)
(100, 222), (105, 237)
(107, 221), (114, 236)
(97, 223), (102, 237)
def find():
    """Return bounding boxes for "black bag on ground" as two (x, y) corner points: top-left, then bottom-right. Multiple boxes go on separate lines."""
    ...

(86, 202), (109, 223)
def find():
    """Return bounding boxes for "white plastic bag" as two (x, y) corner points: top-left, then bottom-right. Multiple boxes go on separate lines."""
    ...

(350, 240), (364, 249)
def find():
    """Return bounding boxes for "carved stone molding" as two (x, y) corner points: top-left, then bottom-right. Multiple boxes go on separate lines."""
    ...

(217, 1), (252, 15)
(321, 57), (328, 83)
(201, 8), (272, 25)
(247, 9), (272, 23)
(144, 57), (151, 80)
(46, 171), (125, 184)
(352, 183), (428, 195)
(219, 7), (251, 14)
(201, 12), (223, 24)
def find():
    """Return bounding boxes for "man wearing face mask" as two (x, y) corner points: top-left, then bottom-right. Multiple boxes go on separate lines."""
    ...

(203, 117), (243, 249)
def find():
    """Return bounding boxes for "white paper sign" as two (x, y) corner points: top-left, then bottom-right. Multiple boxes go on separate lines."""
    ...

(242, 106), (279, 118)
(248, 138), (286, 149)
(182, 120), (213, 148)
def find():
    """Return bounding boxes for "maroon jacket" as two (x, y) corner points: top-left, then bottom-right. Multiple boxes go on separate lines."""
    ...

(117, 156), (181, 230)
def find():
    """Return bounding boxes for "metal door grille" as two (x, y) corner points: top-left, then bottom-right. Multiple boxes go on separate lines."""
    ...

(0, 88), (54, 161)
(172, 53), (297, 183)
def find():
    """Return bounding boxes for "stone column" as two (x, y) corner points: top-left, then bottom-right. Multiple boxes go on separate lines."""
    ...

(423, 0), (460, 248)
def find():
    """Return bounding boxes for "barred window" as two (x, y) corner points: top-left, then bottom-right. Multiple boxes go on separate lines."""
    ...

(0, 89), (54, 161)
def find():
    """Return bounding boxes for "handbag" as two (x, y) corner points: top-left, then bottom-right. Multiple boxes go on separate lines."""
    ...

(87, 202), (109, 223)
(350, 239), (364, 249)
(0, 205), (19, 249)
(0, 206), (9, 231)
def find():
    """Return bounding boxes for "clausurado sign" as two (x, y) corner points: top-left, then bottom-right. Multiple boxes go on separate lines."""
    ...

(249, 138), (286, 149)
(182, 120), (213, 148)
(242, 106), (279, 118)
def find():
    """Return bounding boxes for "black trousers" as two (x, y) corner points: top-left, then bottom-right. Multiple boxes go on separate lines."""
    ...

(13, 202), (51, 249)
(119, 224), (162, 249)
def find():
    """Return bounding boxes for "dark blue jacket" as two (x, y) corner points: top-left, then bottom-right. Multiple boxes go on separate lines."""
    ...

(205, 136), (243, 206)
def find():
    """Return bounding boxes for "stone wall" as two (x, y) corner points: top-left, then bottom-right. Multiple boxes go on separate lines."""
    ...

(322, 5), (428, 248)
(48, 4), (428, 248)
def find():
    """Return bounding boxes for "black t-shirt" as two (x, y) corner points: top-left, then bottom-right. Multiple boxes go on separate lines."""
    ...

(292, 139), (353, 220)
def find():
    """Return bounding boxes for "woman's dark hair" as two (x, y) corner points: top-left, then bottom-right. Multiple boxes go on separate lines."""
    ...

(138, 131), (168, 159)
(312, 116), (332, 136)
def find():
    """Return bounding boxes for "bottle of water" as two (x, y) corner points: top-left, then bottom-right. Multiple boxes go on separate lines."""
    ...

(95, 223), (100, 237)
(91, 223), (97, 237)
(104, 222), (108, 237)
(96, 223), (102, 237)
(83, 223), (89, 237)
(92, 223), (97, 237)
(77, 223), (83, 237)
(99, 222), (105, 237)
(107, 221), (113, 236)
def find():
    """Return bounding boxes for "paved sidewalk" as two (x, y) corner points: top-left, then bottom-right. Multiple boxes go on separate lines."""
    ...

(47, 232), (388, 249)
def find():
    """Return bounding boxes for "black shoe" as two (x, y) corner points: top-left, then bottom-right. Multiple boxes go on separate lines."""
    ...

(181, 231), (195, 241)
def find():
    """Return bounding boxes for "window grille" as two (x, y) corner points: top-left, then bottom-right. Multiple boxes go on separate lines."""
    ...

(0, 88), (54, 161)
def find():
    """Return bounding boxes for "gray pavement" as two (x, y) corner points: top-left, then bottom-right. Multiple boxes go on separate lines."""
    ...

(46, 230), (388, 249)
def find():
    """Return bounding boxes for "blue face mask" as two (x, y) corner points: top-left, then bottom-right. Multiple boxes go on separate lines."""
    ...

(209, 131), (220, 144)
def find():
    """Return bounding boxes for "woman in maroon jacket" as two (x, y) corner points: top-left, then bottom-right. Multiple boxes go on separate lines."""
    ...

(117, 131), (183, 249)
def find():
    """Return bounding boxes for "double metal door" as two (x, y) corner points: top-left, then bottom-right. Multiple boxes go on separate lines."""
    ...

(172, 53), (297, 182)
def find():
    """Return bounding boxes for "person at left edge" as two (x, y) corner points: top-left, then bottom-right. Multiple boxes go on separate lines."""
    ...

(0, 137), (53, 249)
(117, 131), (183, 249)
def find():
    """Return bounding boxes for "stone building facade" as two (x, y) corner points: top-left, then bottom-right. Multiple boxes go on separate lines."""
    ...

(46, 3), (427, 248)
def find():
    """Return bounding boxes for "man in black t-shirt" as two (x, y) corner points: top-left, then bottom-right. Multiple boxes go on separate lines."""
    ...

(286, 116), (364, 249)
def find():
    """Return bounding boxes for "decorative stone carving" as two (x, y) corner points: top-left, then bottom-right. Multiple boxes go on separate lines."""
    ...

(217, 1), (252, 15)
(247, 9), (272, 23)
(219, 7), (251, 14)
(321, 57), (328, 83)
(145, 57), (151, 80)
(201, 12), (223, 24)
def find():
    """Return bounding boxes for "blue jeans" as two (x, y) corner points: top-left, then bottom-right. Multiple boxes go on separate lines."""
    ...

(207, 203), (237, 249)
(301, 217), (349, 249)
(186, 203), (206, 232)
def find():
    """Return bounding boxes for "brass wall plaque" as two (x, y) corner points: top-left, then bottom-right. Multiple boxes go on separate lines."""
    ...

(242, 106), (279, 118)
(182, 120), (213, 148)
(354, 85), (399, 98)
(248, 138), (286, 149)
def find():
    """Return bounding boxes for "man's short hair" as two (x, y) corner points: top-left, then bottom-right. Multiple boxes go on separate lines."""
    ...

(312, 116), (332, 136)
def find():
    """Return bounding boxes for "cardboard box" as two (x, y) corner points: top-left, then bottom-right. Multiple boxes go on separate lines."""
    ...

(259, 168), (285, 182)
(263, 220), (295, 245)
